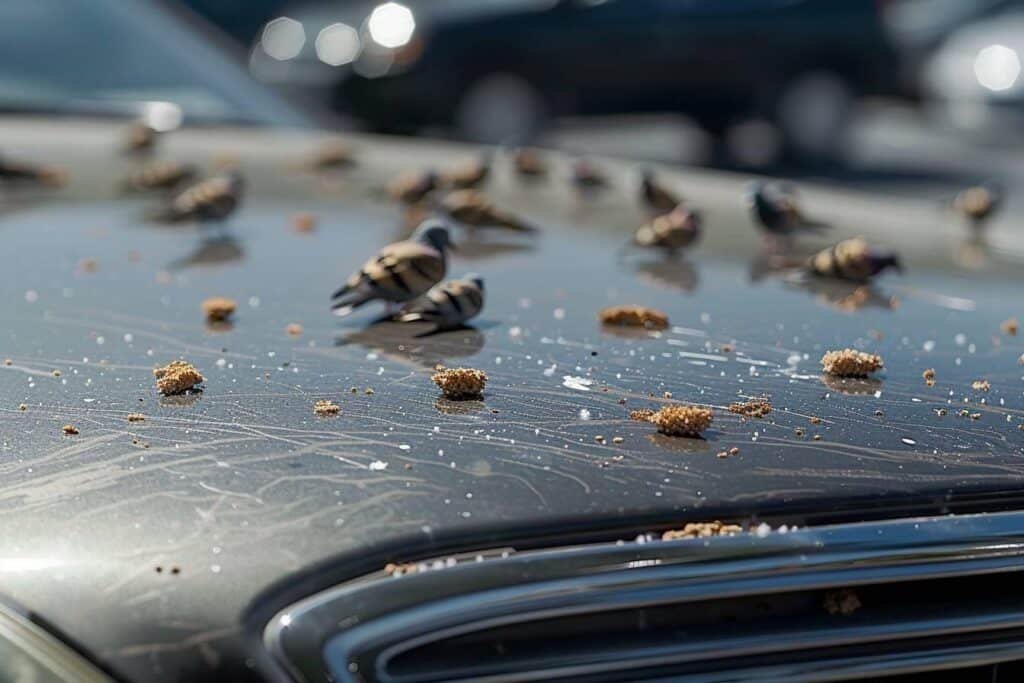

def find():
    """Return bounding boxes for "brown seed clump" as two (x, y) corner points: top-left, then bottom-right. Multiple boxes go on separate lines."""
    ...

(648, 404), (713, 437)
(972, 379), (991, 392)
(598, 305), (669, 330)
(810, 416), (822, 425)
(662, 521), (742, 541)
(313, 399), (340, 416)
(821, 349), (883, 377)
(201, 297), (236, 323)
(432, 367), (488, 399)
(153, 360), (204, 395)
(126, 413), (146, 422)
(285, 323), (304, 337)
(62, 424), (79, 435)
(823, 588), (862, 616)
(291, 213), (317, 233)
(728, 398), (772, 418)
(629, 408), (656, 422)
(1002, 318), (1019, 336)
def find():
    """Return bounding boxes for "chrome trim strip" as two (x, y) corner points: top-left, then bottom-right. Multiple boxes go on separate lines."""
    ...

(265, 510), (1024, 682)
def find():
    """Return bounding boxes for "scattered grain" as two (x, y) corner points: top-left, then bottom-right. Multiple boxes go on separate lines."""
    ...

(51, 370), (61, 377)
(126, 413), (146, 422)
(728, 398), (772, 418)
(432, 367), (487, 399)
(629, 408), (656, 422)
(662, 521), (742, 540)
(62, 424), (79, 435)
(598, 305), (669, 330)
(595, 435), (605, 444)
(364, 388), (375, 395)
(3, 359), (11, 366)
(153, 360), (204, 395)
(729, 447), (740, 455)
(612, 436), (624, 444)
(648, 404), (713, 437)
(823, 588), (861, 616)
(972, 379), (991, 392)
(313, 399), (340, 416)
(291, 212), (317, 233)
(201, 297), (236, 323)
(1002, 318), (1019, 336)
(794, 427), (805, 437)
(18, 404), (26, 411)
(821, 349), (883, 377)
(809, 416), (822, 425)
(285, 323), (304, 337)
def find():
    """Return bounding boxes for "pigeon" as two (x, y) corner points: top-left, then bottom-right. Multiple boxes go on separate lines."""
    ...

(640, 169), (682, 213)
(572, 159), (609, 190)
(396, 273), (485, 329)
(121, 160), (197, 193)
(511, 148), (547, 177)
(0, 155), (65, 186)
(331, 220), (453, 317)
(747, 181), (829, 237)
(151, 171), (245, 225)
(123, 122), (158, 155)
(442, 153), (491, 189)
(953, 182), (1002, 231)
(307, 138), (356, 170)
(440, 189), (536, 232)
(807, 238), (901, 282)
(634, 206), (701, 252)
(388, 169), (439, 204)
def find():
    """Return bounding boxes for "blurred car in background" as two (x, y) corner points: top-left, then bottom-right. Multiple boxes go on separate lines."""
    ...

(917, 0), (1024, 138)
(0, 0), (307, 128)
(249, 0), (904, 160)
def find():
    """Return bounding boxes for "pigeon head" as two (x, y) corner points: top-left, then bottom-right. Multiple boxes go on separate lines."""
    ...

(413, 220), (454, 253)
(464, 272), (484, 291)
(744, 180), (767, 206)
(870, 252), (903, 276)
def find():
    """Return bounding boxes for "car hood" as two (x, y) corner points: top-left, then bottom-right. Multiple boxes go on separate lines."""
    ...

(0, 117), (1022, 681)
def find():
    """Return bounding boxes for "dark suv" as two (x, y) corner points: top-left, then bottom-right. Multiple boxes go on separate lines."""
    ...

(328, 0), (903, 156)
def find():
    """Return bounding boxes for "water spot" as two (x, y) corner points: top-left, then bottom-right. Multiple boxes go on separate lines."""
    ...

(368, 460), (388, 471)
(562, 375), (594, 391)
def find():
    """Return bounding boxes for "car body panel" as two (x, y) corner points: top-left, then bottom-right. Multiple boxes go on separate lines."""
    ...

(0, 118), (1022, 680)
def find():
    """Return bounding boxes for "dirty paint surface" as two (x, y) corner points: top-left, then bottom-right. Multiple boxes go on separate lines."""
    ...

(0, 122), (1023, 680)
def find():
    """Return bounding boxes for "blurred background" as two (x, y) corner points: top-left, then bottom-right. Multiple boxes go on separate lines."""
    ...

(9, 0), (1024, 196)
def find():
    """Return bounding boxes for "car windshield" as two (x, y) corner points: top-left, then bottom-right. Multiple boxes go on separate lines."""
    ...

(0, 0), (305, 127)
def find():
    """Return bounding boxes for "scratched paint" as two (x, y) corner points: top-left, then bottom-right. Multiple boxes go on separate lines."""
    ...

(0, 129), (1021, 681)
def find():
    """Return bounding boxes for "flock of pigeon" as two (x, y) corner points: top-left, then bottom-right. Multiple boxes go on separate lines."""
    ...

(0, 120), (1006, 336)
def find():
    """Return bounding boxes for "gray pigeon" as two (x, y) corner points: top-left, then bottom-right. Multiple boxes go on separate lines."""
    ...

(747, 181), (828, 237)
(396, 273), (485, 329)
(331, 220), (453, 317)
